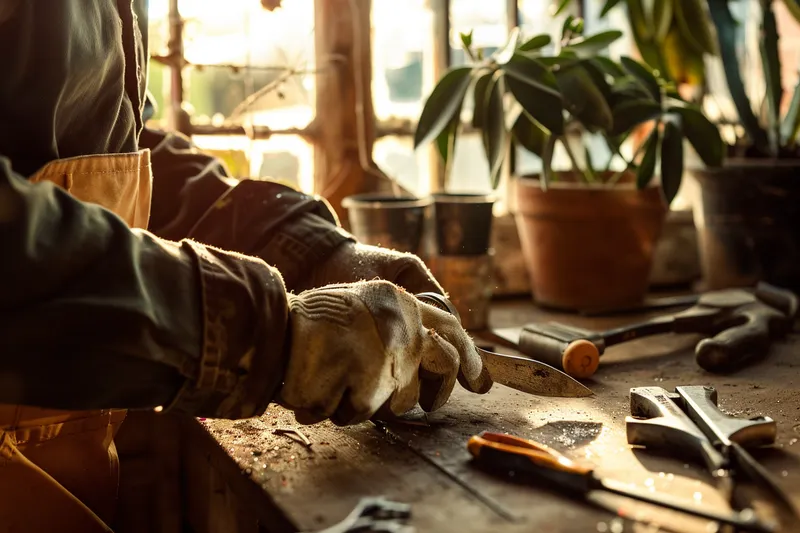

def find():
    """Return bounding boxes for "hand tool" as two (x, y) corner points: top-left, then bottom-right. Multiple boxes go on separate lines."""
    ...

(414, 292), (593, 398)
(466, 431), (773, 532)
(503, 282), (798, 379)
(626, 386), (797, 519)
(311, 496), (414, 533)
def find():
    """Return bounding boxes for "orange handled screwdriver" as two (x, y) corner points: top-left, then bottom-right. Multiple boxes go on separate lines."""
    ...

(467, 431), (773, 532)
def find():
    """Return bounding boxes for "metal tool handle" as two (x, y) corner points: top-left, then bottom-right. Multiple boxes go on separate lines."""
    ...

(626, 387), (726, 473)
(754, 282), (799, 325)
(415, 292), (460, 322)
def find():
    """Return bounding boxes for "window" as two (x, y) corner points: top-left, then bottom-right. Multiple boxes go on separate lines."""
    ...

(146, 1), (637, 200)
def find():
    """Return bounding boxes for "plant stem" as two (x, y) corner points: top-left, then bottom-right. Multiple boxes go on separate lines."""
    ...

(561, 136), (594, 183)
(606, 131), (651, 186)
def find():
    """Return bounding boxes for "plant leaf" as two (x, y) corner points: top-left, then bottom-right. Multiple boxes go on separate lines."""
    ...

(485, 74), (508, 189)
(637, 126), (659, 188)
(760, 0), (782, 156)
(460, 31), (473, 51)
(414, 66), (472, 149)
(494, 27), (522, 65)
(651, 0), (674, 42)
(620, 56), (661, 101)
(611, 100), (662, 135)
(660, 120), (683, 204)
(555, 63), (614, 131)
(674, 0), (717, 55)
(667, 101), (723, 166)
(590, 57), (627, 78)
(519, 34), (553, 52)
(783, 0), (800, 24)
(502, 54), (565, 134)
(707, 0), (769, 153)
(601, 0), (625, 16)
(563, 30), (624, 57)
(554, 0), (574, 16)
(512, 112), (550, 157)
(471, 71), (494, 130)
(781, 79), (800, 146)
(435, 112), (460, 180)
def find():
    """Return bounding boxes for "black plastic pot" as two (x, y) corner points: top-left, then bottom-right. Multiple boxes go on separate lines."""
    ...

(341, 193), (431, 254)
(433, 193), (495, 255)
(689, 161), (800, 293)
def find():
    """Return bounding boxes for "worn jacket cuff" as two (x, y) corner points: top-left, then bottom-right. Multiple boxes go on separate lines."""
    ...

(256, 212), (355, 291)
(167, 240), (289, 419)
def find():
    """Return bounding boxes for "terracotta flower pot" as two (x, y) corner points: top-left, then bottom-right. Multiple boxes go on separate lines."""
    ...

(513, 176), (668, 311)
(688, 160), (800, 293)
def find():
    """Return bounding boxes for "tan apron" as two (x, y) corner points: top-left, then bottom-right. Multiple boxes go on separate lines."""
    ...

(0, 150), (153, 533)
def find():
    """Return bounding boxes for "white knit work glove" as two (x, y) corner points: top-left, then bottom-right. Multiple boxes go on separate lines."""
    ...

(278, 280), (493, 426)
(296, 242), (443, 295)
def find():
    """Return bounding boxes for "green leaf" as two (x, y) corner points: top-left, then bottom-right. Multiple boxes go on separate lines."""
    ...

(674, 0), (717, 55)
(512, 112), (550, 157)
(414, 66), (472, 149)
(460, 31), (473, 51)
(651, 0), (673, 42)
(485, 74), (508, 189)
(494, 27), (521, 65)
(590, 57), (627, 78)
(519, 34), (552, 52)
(760, 0), (782, 156)
(471, 71), (494, 130)
(667, 101), (723, 166)
(435, 113), (459, 168)
(601, 0), (625, 16)
(620, 56), (661, 101)
(610, 77), (654, 107)
(780, 80), (800, 146)
(563, 30), (624, 57)
(660, 120), (683, 204)
(554, 0), (574, 16)
(561, 15), (584, 41)
(707, 0), (769, 153)
(555, 63), (614, 131)
(611, 100), (662, 135)
(581, 59), (613, 101)
(584, 145), (597, 180)
(783, 0), (800, 24)
(637, 127), (659, 188)
(502, 54), (565, 134)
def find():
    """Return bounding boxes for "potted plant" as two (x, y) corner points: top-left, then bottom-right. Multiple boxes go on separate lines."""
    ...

(416, 20), (722, 310)
(686, 0), (800, 292)
(340, 193), (431, 255)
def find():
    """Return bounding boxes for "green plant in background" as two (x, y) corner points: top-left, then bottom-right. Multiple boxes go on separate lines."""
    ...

(706, 0), (800, 158)
(413, 20), (723, 204)
(555, 0), (718, 97)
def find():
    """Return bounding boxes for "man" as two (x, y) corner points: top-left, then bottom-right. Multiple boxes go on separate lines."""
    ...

(0, 1), (492, 531)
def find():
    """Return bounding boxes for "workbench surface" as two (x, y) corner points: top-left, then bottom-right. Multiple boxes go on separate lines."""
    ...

(182, 300), (800, 533)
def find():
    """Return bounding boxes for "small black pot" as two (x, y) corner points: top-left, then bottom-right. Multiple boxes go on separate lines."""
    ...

(690, 161), (800, 293)
(341, 193), (431, 254)
(433, 193), (496, 255)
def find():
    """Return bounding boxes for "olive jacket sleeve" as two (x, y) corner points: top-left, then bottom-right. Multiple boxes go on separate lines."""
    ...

(0, 0), (353, 420)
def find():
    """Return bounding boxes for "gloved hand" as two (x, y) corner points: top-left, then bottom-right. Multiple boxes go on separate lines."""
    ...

(296, 242), (443, 295)
(278, 280), (493, 426)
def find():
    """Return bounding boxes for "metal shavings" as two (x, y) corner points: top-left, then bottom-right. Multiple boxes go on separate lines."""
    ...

(273, 427), (313, 448)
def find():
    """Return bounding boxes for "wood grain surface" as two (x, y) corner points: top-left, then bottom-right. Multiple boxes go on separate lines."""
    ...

(184, 300), (800, 533)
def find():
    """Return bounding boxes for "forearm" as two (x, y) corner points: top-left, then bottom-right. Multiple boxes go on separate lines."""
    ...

(0, 157), (288, 419)
(143, 127), (355, 290)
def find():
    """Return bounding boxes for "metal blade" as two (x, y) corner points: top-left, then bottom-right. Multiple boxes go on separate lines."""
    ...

(478, 348), (593, 398)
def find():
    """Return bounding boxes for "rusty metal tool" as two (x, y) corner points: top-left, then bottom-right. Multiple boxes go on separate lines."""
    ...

(502, 282), (798, 379)
(467, 431), (774, 532)
(627, 386), (797, 520)
(311, 496), (414, 533)
(415, 293), (593, 398)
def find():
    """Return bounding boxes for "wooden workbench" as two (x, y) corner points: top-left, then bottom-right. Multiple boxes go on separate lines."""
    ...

(179, 299), (800, 533)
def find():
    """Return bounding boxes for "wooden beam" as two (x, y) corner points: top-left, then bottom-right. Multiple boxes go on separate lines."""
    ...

(312, 0), (396, 224)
